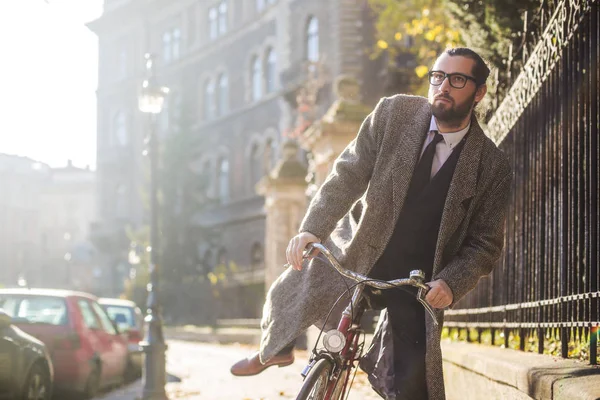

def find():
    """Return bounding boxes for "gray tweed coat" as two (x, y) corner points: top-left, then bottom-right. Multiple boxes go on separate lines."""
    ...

(259, 94), (512, 400)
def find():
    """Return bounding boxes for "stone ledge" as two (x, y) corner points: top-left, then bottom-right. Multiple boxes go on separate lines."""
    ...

(442, 340), (600, 400)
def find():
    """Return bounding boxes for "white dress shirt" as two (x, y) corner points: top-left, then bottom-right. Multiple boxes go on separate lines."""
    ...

(420, 116), (470, 178)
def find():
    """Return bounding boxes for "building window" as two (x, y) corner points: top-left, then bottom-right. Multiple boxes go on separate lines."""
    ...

(256, 0), (265, 12)
(306, 17), (319, 62)
(218, 156), (229, 201)
(251, 242), (263, 270)
(209, 1), (227, 40)
(265, 48), (277, 93)
(115, 184), (128, 219)
(217, 73), (228, 116)
(172, 28), (181, 60)
(209, 7), (218, 40)
(112, 112), (128, 146)
(250, 142), (262, 188)
(163, 28), (181, 63)
(204, 79), (215, 120)
(251, 56), (262, 101)
(264, 137), (276, 173)
(218, 1), (228, 36)
(203, 250), (213, 272)
(187, 6), (197, 47)
(162, 31), (171, 63)
(217, 248), (228, 267)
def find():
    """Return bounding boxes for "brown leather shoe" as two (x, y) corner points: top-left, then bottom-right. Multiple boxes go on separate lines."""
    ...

(230, 351), (294, 376)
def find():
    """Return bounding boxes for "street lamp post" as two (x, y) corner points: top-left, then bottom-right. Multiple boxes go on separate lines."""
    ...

(138, 53), (169, 400)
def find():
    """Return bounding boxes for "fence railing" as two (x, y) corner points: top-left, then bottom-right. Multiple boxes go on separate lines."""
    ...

(445, 0), (600, 365)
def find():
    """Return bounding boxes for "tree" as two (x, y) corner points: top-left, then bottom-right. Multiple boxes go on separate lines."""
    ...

(158, 107), (220, 324)
(368, 0), (544, 113)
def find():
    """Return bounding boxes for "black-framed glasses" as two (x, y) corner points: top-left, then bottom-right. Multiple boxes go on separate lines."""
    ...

(428, 70), (477, 89)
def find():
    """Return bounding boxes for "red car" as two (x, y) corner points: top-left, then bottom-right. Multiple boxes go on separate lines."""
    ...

(0, 289), (129, 399)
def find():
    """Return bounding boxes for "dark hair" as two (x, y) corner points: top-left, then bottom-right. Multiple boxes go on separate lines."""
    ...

(444, 47), (490, 86)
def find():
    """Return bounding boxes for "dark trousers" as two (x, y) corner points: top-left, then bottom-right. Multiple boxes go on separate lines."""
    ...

(385, 290), (429, 400)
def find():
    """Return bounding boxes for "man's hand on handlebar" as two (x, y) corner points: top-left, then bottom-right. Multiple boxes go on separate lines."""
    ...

(425, 279), (453, 309)
(285, 232), (320, 271)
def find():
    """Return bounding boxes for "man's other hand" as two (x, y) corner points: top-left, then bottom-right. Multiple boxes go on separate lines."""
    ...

(286, 232), (320, 271)
(425, 279), (453, 309)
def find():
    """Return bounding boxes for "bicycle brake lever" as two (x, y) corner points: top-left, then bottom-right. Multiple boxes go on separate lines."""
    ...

(417, 287), (439, 326)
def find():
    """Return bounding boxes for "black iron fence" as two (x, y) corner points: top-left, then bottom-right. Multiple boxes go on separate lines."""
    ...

(444, 0), (600, 365)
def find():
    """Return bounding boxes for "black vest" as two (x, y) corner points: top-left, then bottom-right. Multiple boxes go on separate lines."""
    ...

(368, 137), (466, 342)
(370, 138), (465, 282)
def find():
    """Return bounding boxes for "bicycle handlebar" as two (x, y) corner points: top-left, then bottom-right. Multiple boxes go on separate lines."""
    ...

(284, 242), (439, 325)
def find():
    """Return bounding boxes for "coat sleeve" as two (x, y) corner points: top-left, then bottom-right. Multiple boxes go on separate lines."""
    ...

(434, 169), (513, 307)
(298, 97), (389, 241)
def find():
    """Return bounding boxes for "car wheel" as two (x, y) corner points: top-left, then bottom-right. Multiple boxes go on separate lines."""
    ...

(82, 364), (101, 400)
(22, 363), (51, 400)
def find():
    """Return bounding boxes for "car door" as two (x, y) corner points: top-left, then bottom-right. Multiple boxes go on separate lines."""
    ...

(76, 299), (110, 385)
(0, 319), (17, 398)
(90, 301), (127, 383)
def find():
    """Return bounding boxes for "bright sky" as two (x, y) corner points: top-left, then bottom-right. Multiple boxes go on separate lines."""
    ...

(0, 0), (103, 169)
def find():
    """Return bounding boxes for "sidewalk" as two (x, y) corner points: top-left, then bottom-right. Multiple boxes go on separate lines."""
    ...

(95, 380), (141, 400)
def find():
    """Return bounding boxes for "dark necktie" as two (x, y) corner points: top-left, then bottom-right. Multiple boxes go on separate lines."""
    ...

(408, 131), (444, 197)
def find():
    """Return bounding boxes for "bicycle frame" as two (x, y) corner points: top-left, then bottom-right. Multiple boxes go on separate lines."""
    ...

(301, 285), (367, 400)
(295, 242), (438, 400)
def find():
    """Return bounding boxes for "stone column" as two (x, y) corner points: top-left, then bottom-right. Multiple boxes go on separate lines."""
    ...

(298, 75), (372, 194)
(257, 141), (308, 288)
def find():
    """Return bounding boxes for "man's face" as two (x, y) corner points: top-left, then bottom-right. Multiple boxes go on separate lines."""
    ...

(428, 54), (486, 126)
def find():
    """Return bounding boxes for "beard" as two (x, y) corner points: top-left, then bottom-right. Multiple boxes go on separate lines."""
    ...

(430, 92), (476, 127)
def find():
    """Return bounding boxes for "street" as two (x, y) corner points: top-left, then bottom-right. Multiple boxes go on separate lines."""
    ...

(96, 340), (382, 400)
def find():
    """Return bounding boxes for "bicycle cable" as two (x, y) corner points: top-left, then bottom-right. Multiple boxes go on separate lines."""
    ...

(310, 253), (417, 355)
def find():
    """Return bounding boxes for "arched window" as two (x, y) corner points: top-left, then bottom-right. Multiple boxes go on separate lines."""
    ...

(251, 242), (263, 270)
(201, 159), (212, 197)
(218, 73), (228, 116)
(218, 156), (230, 201)
(209, 7), (218, 39)
(265, 48), (277, 94)
(250, 142), (262, 188)
(264, 137), (276, 174)
(306, 17), (319, 62)
(218, 1), (228, 35)
(251, 55), (262, 101)
(112, 112), (128, 146)
(217, 248), (228, 267)
(203, 249), (213, 272)
(115, 183), (128, 219)
(204, 79), (215, 120)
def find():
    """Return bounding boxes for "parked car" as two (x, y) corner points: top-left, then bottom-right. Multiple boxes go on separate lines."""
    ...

(98, 298), (144, 380)
(0, 289), (128, 399)
(0, 308), (54, 400)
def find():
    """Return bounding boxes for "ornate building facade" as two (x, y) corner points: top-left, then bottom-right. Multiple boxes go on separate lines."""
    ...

(87, 0), (386, 319)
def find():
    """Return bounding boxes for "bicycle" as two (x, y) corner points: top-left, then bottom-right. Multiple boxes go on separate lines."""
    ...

(290, 242), (438, 400)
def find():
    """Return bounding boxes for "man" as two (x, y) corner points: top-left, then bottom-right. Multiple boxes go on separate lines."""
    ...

(231, 48), (512, 400)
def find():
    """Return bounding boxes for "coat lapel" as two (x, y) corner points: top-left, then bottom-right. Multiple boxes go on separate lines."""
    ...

(432, 117), (485, 276)
(391, 102), (432, 222)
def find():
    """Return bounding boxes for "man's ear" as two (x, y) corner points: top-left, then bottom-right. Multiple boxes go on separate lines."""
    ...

(475, 84), (487, 103)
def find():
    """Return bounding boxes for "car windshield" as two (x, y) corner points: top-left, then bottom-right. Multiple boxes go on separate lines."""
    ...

(0, 295), (68, 326)
(103, 305), (135, 331)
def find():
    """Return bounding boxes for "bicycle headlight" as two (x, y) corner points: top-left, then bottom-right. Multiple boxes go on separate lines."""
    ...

(323, 329), (346, 353)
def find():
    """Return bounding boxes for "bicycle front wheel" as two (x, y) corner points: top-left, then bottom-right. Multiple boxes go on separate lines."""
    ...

(296, 358), (333, 400)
